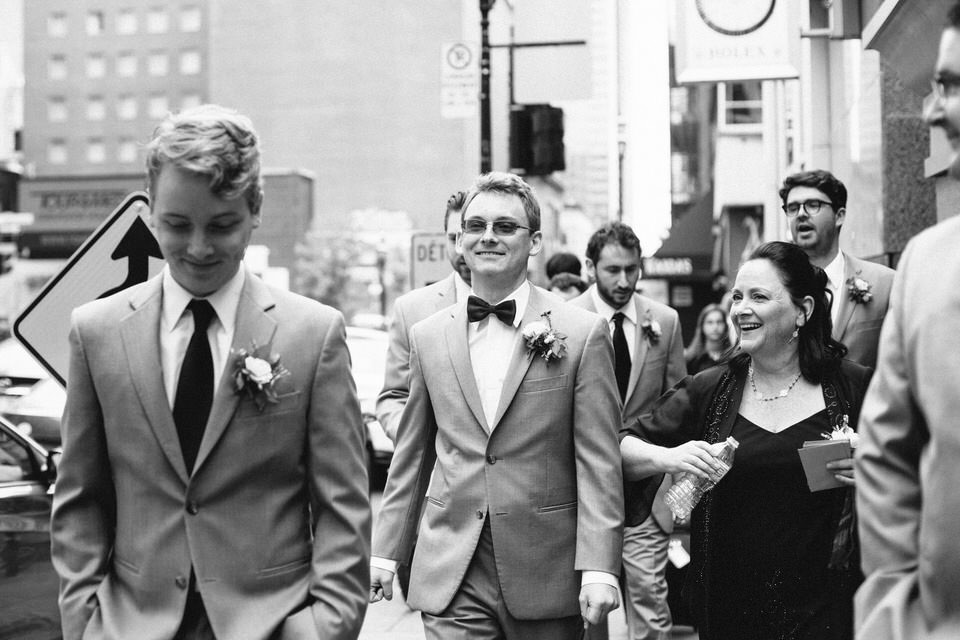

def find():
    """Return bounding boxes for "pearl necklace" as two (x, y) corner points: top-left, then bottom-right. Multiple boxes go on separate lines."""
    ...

(748, 363), (802, 402)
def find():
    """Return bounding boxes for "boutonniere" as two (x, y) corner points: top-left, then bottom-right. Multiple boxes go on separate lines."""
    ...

(522, 311), (567, 363)
(821, 415), (860, 449)
(231, 341), (290, 411)
(641, 312), (662, 345)
(846, 272), (873, 304)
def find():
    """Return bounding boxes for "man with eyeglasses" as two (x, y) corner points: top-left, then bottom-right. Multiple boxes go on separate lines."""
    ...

(780, 169), (894, 369)
(855, 3), (960, 638)
(369, 171), (625, 639)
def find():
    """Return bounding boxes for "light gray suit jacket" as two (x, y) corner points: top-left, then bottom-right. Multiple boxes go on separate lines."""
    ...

(570, 288), (686, 530)
(855, 217), (960, 639)
(374, 285), (625, 619)
(834, 253), (894, 369)
(376, 273), (459, 441)
(51, 271), (371, 640)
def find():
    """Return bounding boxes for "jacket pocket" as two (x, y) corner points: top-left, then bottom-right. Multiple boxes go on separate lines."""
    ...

(519, 374), (568, 394)
(538, 500), (578, 513)
(257, 555), (311, 579)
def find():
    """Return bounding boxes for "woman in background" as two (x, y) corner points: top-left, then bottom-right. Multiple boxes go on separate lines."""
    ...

(684, 303), (732, 374)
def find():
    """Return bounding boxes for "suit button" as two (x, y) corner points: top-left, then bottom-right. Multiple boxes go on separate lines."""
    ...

(486, 455), (497, 465)
(186, 502), (199, 515)
(175, 575), (188, 589)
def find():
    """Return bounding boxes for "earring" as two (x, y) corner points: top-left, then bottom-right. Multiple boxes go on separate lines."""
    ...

(788, 326), (799, 344)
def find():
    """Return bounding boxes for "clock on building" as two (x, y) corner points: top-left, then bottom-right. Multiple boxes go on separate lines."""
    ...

(695, 0), (777, 36)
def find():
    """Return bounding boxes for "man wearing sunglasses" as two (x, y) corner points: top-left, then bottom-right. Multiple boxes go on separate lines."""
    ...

(780, 169), (894, 369)
(370, 171), (624, 639)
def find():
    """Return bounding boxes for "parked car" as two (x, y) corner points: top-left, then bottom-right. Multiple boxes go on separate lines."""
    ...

(344, 326), (394, 489)
(0, 413), (60, 639)
(0, 338), (49, 415)
(3, 377), (65, 449)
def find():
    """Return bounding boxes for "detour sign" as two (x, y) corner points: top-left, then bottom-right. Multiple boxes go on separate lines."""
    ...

(410, 232), (452, 289)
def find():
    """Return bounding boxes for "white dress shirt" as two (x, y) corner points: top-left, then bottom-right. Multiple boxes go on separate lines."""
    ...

(159, 266), (245, 408)
(591, 287), (637, 362)
(823, 251), (846, 327)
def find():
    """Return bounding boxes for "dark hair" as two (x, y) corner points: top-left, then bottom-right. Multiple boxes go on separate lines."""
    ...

(461, 172), (541, 232)
(778, 169), (848, 211)
(442, 190), (468, 229)
(585, 222), (642, 265)
(730, 241), (847, 382)
(949, 1), (960, 27)
(684, 303), (732, 362)
(548, 271), (586, 293)
(545, 252), (582, 279)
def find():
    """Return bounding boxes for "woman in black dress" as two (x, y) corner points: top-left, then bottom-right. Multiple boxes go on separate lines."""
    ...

(621, 241), (871, 640)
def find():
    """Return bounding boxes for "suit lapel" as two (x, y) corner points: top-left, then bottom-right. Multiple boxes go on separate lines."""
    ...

(120, 275), (190, 484)
(490, 288), (542, 430)
(834, 258), (856, 340)
(193, 273), (277, 472)
(628, 296), (649, 402)
(445, 303), (489, 432)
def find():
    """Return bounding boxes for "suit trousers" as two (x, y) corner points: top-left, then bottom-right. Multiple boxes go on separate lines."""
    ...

(173, 583), (216, 640)
(421, 519), (582, 640)
(621, 515), (672, 640)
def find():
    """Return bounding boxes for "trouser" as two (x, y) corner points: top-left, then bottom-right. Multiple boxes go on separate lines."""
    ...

(621, 514), (672, 640)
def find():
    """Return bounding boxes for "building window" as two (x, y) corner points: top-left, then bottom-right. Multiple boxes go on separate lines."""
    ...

(47, 97), (68, 123)
(117, 9), (138, 35)
(47, 13), (68, 38)
(86, 96), (106, 121)
(147, 8), (169, 33)
(179, 6), (202, 32)
(87, 139), (106, 164)
(718, 81), (763, 130)
(180, 93), (202, 111)
(48, 139), (68, 164)
(117, 95), (138, 120)
(86, 11), (106, 36)
(118, 138), (138, 163)
(148, 94), (169, 119)
(148, 52), (169, 76)
(48, 55), (68, 80)
(117, 52), (137, 77)
(179, 49), (201, 75)
(85, 53), (106, 79)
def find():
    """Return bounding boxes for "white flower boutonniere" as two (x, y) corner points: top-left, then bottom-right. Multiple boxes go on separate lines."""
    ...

(846, 272), (873, 304)
(641, 313), (662, 345)
(231, 341), (290, 411)
(821, 415), (861, 449)
(522, 311), (567, 363)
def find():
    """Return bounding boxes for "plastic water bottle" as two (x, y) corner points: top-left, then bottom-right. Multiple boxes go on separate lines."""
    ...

(663, 436), (739, 521)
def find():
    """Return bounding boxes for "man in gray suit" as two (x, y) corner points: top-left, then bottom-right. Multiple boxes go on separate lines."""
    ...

(377, 190), (470, 441)
(782, 169), (894, 369)
(855, 4), (960, 637)
(570, 222), (686, 640)
(50, 105), (370, 640)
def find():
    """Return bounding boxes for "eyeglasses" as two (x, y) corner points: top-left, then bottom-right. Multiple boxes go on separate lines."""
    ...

(931, 74), (960, 100)
(446, 233), (458, 242)
(782, 199), (833, 217)
(462, 218), (530, 236)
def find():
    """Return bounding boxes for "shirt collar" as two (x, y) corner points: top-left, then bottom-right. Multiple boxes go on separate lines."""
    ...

(453, 273), (471, 301)
(823, 251), (846, 291)
(590, 286), (637, 325)
(469, 280), (530, 328)
(161, 265), (245, 333)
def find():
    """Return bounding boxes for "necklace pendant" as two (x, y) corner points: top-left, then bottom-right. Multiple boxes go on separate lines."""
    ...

(778, 389), (788, 397)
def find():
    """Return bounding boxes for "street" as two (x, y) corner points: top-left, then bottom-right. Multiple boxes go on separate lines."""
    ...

(360, 490), (699, 640)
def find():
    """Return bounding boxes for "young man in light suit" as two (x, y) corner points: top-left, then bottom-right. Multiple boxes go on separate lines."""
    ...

(570, 222), (686, 640)
(377, 190), (470, 441)
(50, 105), (371, 640)
(369, 171), (625, 639)
(855, 4), (960, 637)
(782, 169), (894, 369)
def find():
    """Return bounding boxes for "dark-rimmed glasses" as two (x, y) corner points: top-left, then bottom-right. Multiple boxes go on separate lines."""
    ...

(782, 199), (833, 217)
(462, 218), (530, 236)
(931, 74), (960, 100)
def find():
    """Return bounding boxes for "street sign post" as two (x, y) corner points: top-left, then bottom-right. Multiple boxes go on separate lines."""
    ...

(409, 232), (452, 290)
(14, 192), (163, 385)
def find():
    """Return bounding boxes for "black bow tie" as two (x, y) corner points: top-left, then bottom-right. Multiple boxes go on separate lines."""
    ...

(467, 295), (516, 325)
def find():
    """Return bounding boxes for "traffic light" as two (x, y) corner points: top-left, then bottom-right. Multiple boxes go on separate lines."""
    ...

(510, 104), (565, 176)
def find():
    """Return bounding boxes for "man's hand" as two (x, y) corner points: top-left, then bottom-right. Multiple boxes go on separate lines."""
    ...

(369, 567), (395, 603)
(826, 456), (855, 486)
(579, 583), (619, 628)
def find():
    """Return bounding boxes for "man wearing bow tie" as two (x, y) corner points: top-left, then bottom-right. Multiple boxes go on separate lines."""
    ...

(369, 171), (625, 639)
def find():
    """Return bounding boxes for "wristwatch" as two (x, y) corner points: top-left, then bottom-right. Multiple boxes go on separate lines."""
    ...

(694, 0), (777, 36)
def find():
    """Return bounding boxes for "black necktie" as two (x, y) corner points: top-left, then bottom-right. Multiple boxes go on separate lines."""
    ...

(173, 299), (216, 473)
(467, 295), (516, 325)
(612, 312), (630, 401)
